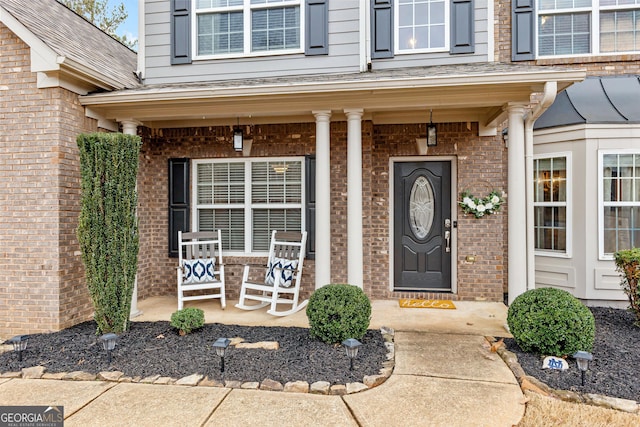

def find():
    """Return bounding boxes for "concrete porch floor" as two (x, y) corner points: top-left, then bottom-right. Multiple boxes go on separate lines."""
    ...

(134, 296), (512, 337)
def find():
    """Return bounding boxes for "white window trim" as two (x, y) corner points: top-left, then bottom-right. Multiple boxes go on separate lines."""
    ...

(533, 152), (573, 258)
(192, 0), (305, 60)
(598, 149), (640, 260)
(394, 0), (450, 54)
(192, 157), (305, 256)
(536, 0), (640, 58)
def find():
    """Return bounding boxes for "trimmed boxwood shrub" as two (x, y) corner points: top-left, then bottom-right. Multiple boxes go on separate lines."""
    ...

(170, 308), (205, 335)
(507, 287), (595, 356)
(306, 284), (371, 344)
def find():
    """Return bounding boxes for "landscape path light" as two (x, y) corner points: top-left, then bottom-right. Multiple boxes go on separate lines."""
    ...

(6, 335), (29, 362)
(213, 337), (231, 373)
(573, 351), (593, 386)
(100, 333), (118, 364)
(342, 338), (362, 370)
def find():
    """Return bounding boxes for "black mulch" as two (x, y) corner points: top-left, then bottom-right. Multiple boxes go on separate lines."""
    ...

(0, 322), (388, 385)
(505, 306), (640, 402)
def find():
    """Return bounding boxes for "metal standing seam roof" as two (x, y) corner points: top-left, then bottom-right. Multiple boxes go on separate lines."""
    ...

(0, 0), (138, 90)
(535, 75), (640, 129)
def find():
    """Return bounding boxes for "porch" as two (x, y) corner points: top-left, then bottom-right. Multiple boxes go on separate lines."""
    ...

(133, 295), (510, 337)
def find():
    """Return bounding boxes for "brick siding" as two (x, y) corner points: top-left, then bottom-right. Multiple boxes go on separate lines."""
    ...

(0, 24), (94, 338)
(137, 120), (507, 303)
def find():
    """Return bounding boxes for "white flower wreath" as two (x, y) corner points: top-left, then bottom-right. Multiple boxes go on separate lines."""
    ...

(459, 190), (504, 218)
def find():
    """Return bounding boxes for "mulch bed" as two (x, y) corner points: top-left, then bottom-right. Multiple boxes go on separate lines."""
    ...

(505, 307), (640, 402)
(0, 321), (389, 385)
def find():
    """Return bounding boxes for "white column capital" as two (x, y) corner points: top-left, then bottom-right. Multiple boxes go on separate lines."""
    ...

(117, 119), (143, 135)
(312, 110), (332, 121)
(344, 108), (364, 119)
(505, 103), (528, 115)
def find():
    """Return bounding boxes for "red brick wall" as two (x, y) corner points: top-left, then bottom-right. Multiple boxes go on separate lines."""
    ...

(0, 24), (94, 338)
(137, 120), (507, 303)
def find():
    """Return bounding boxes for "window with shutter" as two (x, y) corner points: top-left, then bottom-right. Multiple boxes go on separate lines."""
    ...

(396, 0), (449, 52)
(535, 0), (640, 57)
(193, 158), (304, 254)
(194, 0), (304, 58)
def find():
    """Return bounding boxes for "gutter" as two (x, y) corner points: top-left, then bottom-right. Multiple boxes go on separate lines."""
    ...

(80, 69), (585, 106)
(524, 81), (558, 291)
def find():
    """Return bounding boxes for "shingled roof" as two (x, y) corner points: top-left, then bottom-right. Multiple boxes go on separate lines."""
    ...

(0, 0), (138, 90)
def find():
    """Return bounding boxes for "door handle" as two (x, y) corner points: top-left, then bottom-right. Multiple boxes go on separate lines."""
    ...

(444, 230), (451, 253)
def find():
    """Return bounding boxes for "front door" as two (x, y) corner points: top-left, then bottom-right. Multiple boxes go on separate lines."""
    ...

(393, 161), (452, 291)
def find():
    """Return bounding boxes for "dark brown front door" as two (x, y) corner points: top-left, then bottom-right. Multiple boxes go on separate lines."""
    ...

(394, 161), (452, 291)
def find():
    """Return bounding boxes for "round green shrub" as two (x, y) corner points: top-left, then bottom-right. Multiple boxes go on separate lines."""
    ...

(306, 284), (372, 344)
(170, 308), (205, 335)
(507, 287), (595, 356)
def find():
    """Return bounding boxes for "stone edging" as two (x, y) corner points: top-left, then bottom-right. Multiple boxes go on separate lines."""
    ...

(0, 327), (395, 396)
(486, 336), (640, 414)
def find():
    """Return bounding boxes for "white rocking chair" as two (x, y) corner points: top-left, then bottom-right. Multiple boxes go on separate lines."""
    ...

(177, 230), (226, 310)
(235, 230), (308, 316)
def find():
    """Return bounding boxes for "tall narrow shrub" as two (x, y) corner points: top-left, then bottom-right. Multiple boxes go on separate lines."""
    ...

(614, 248), (640, 324)
(77, 132), (141, 334)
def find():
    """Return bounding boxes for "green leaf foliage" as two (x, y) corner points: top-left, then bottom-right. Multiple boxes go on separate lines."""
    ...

(170, 308), (205, 335)
(614, 248), (640, 325)
(306, 284), (371, 344)
(507, 287), (595, 356)
(77, 132), (141, 335)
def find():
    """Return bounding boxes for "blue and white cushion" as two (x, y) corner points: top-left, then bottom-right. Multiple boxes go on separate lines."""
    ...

(183, 258), (216, 284)
(265, 257), (298, 288)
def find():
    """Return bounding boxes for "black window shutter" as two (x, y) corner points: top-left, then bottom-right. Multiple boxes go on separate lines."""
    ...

(512, 0), (535, 61)
(305, 0), (328, 55)
(371, 0), (394, 59)
(168, 158), (190, 257)
(305, 155), (316, 260)
(171, 0), (192, 64)
(450, 0), (475, 54)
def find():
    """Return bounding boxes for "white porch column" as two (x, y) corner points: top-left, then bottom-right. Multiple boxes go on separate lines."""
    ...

(120, 119), (143, 318)
(344, 109), (364, 288)
(313, 111), (332, 289)
(507, 105), (527, 304)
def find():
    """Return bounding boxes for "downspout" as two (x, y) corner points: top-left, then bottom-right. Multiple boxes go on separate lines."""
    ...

(524, 81), (557, 290)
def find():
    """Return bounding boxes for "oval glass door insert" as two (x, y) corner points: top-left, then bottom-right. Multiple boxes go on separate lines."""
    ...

(409, 176), (434, 239)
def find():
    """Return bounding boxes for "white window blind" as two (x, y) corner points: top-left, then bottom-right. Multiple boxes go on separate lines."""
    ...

(195, 0), (301, 57)
(194, 158), (304, 253)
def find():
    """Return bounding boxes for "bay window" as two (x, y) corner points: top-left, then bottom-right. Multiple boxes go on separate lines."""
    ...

(534, 154), (570, 255)
(193, 158), (304, 254)
(600, 152), (640, 257)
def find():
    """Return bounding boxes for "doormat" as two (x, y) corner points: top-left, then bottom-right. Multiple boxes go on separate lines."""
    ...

(399, 299), (456, 309)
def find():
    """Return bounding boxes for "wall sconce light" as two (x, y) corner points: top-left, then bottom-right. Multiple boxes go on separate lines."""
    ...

(213, 337), (231, 373)
(342, 338), (362, 370)
(6, 335), (29, 362)
(233, 122), (243, 152)
(100, 333), (118, 364)
(573, 351), (593, 386)
(427, 109), (437, 147)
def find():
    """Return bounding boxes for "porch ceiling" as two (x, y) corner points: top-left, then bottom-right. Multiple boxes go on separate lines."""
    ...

(80, 63), (586, 129)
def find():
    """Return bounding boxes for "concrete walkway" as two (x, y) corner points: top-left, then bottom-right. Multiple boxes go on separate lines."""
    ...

(0, 297), (524, 426)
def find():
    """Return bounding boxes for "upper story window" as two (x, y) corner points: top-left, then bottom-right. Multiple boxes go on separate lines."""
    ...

(538, 0), (640, 56)
(195, 0), (302, 58)
(193, 158), (304, 254)
(599, 151), (640, 258)
(534, 154), (571, 256)
(396, 0), (449, 53)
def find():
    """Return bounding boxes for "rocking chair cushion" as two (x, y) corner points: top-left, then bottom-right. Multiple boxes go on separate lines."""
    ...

(183, 258), (216, 284)
(265, 257), (298, 288)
